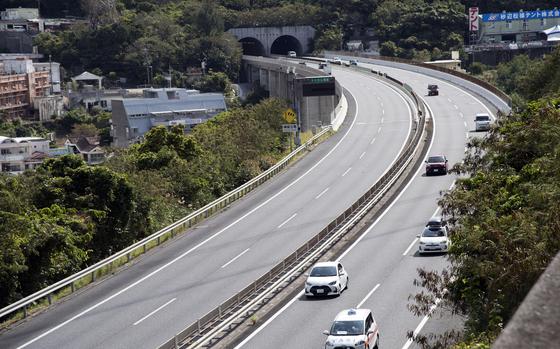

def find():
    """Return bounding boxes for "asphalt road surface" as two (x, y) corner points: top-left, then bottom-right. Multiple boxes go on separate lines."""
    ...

(234, 62), (498, 349)
(0, 67), (416, 349)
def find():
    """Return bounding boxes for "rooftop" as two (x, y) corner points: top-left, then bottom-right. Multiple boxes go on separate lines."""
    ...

(334, 308), (371, 321)
(0, 136), (47, 144)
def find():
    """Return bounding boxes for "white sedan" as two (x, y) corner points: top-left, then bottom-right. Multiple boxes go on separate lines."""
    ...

(305, 261), (348, 297)
(417, 227), (451, 254)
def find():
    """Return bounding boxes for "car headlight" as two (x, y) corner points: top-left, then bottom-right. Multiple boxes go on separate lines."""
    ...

(419, 241), (426, 245)
(325, 340), (334, 347)
(355, 339), (365, 345)
(305, 282), (312, 286)
(328, 281), (337, 285)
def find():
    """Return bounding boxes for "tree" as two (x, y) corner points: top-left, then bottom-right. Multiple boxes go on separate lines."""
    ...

(314, 27), (343, 52)
(194, 71), (231, 93)
(81, 0), (119, 30)
(380, 41), (399, 57)
(408, 97), (560, 347)
(195, 0), (224, 36)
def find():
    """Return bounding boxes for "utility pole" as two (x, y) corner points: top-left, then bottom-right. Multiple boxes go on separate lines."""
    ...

(168, 64), (172, 88)
(49, 54), (53, 95)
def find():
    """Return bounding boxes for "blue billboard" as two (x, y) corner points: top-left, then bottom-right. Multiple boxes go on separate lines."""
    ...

(482, 9), (560, 22)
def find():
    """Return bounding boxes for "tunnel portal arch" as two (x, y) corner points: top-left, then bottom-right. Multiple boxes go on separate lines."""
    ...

(239, 37), (266, 56)
(270, 35), (303, 56)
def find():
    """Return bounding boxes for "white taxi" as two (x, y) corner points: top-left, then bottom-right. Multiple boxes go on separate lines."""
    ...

(323, 308), (380, 349)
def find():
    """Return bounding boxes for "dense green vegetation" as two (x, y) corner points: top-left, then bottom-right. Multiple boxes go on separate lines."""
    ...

(469, 47), (560, 109)
(0, 98), (289, 308)
(16, 0), (557, 83)
(408, 47), (560, 348)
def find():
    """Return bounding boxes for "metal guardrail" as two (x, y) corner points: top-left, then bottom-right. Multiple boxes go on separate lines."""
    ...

(0, 126), (332, 321)
(324, 50), (512, 108)
(158, 69), (429, 349)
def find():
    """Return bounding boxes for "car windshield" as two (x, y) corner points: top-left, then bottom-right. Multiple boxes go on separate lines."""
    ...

(330, 320), (364, 336)
(422, 228), (446, 237)
(310, 266), (337, 277)
(476, 115), (490, 121)
(427, 156), (445, 163)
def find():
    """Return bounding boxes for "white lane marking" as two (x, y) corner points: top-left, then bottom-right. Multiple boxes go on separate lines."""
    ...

(277, 214), (297, 229)
(221, 248), (251, 268)
(382, 109), (385, 115)
(376, 96), (381, 101)
(368, 62), (497, 121)
(402, 238), (419, 256)
(356, 284), (380, 309)
(359, 152), (366, 159)
(465, 132), (469, 139)
(401, 298), (441, 349)
(370, 137), (376, 145)
(315, 188), (330, 199)
(463, 121), (467, 128)
(381, 117), (385, 123)
(459, 112), (464, 118)
(453, 104), (459, 110)
(380, 102), (384, 107)
(378, 127), (382, 133)
(133, 298), (176, 326)
(233, 291), (302, 349)
(342, 167), (352, 177)
(235, 82), (425, 349)
(447, 98), (452, 102)
(16, 86), (365, 349)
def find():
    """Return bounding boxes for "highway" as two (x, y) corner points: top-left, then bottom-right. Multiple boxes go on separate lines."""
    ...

(234, 62), (499, 349)
(0, 67), (415, 348)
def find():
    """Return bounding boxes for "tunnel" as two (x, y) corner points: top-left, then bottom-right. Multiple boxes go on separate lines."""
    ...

(239, 37), (266, 56)
(270, 35), (303, 56)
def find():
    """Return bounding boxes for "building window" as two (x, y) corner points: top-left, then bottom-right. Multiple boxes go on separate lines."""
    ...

(507, 20), (513, 29)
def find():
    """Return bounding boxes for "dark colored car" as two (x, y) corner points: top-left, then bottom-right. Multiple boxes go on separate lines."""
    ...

(425, 155), (448, 175)
(428, 84), (439, 96)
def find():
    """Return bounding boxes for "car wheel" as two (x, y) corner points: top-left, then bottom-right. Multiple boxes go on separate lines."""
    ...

(345, 277), (349, 291)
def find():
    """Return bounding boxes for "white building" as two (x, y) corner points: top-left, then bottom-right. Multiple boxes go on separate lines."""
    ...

(0, 8), (39, 21)
(0, 136), (51, 173)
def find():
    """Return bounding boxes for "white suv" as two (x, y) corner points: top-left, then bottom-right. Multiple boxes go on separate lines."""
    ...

(323, 308), (380, 349)
(305, 262), (348, 297)
(474, 113), (491, 131)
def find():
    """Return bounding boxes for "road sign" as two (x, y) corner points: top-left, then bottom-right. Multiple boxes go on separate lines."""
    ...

(469, 7), (479, 31)
(297, 76), (336, 97)
(282, 124), (298, 133)
(283, 108), (296, 123)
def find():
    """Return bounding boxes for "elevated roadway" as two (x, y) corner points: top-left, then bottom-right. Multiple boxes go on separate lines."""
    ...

(234, 62), (500, 349)
(0, 66), (415, 348)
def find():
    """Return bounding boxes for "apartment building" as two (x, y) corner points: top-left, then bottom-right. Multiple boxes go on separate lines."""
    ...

(0, 57), (61, 119)
(0, 136), (70, 173)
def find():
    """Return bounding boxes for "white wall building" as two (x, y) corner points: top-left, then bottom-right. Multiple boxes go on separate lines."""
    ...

(0, 136), (50, 173)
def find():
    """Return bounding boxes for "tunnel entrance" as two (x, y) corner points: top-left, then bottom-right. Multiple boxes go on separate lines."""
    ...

(270, 35), (303, 56)
(239, 37), (266, 56)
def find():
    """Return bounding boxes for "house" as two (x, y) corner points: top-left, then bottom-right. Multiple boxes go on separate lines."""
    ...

(65, 135), (105, 165)
(111, 88), (227, 147)
(0, 136), (70, 173)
